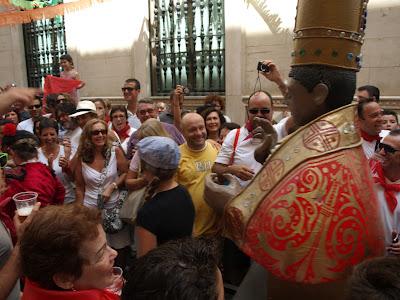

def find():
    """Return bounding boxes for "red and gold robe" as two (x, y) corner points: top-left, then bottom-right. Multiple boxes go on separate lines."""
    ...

(224, 104), (384, 299)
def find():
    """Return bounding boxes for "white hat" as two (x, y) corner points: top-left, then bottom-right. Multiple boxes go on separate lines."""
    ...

(69, 101), (97, 118)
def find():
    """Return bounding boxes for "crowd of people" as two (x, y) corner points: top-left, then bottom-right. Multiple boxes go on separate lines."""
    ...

(0, 49), (399, 300)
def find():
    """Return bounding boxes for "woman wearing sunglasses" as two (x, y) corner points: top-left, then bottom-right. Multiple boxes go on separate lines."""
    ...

(74, 119), (130, 269)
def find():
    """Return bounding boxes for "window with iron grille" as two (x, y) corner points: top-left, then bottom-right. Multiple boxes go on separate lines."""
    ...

(149, 0), (225, 96)
(23, 16), (67, 88)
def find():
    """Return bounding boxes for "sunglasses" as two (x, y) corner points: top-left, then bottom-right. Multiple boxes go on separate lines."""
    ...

(91, 129), (107, 136)
(0, 152), (8, 169)
(248, 108), (270, 115)
(121, 87), (137, 92)
(28, 104), (42, 109)
(377, 142), (400, 154)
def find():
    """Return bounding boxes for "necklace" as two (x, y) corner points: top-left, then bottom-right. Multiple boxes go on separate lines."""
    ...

(42, 145), (60, 159)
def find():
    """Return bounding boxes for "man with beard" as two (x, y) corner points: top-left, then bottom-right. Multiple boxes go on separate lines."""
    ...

(176, 113), (219, 237)
(223, 1), (384, 299)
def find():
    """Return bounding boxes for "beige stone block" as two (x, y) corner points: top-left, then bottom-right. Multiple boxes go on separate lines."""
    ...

(0, 35), (12, 51)
(0, 51), (12, 68)
(365, 6), (400, 39)
(105, 56), (133, 77)
(367, 66), (400, 95)
(363, 37), (400, 68)
(79, 58), (109, 78)
(356, 67), (371, 86)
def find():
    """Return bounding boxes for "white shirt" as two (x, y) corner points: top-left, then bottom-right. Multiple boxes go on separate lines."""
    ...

(17, 118), (34, 133)
(274, 116), (289, 141)
(127, 110), (141, 129)
(215, 126), (263, 187)
(38, 146), (75, 204)
(362, 130), (390, 160)
(374, 177), (400, 248)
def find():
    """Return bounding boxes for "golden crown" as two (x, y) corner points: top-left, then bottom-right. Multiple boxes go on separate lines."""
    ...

(291, 0), (368, 71)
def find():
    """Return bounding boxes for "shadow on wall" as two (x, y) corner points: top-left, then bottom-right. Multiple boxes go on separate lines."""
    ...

(244, 0), (292, 36)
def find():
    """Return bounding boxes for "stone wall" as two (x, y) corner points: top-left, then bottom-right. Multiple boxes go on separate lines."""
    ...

(0, 0), (399, 123)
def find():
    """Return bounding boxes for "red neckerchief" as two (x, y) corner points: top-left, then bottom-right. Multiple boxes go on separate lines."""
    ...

(373, 161), (400, 213)
(22, 279), (119, 300)
(244, 120), (254, 141)
(360, 129), (380, 142)
(113, 123), (131, 140)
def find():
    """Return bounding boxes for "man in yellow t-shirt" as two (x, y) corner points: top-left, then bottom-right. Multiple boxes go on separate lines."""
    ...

(176, 113), (219, 236)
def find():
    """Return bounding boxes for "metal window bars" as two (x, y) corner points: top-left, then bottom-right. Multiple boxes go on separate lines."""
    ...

(149, 0), (225, 96)
(23, 15), (67, 88)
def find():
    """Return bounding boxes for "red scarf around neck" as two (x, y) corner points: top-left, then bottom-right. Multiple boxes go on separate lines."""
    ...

(244, 120), (254, 141)
(113, 123), (131, 141)
(373, 162), (400, 213)
(360, 129), (380, 142)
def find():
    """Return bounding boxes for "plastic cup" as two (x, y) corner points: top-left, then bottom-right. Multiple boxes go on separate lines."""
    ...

(13, 192), (38, 221)
(106, 267), (124, 295)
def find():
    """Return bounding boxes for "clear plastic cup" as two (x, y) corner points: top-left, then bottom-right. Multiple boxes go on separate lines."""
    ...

(13, 192), (38, 221)
(106, 266), (124, 295)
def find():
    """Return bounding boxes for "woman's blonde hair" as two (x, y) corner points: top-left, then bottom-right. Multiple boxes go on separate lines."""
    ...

(137, 118), (170, 139)
(77, 119), (112, 163)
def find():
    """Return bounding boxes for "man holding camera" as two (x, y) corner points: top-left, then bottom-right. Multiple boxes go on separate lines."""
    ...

(212, 90), (276, 188)
(159, 85), (189, 126)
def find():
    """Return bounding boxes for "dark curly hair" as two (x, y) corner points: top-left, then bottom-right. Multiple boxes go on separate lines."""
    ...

(122, 237), (221, 300)
(347, 256), (400, 300)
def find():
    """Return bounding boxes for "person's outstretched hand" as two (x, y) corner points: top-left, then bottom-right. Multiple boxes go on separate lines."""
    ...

(0, 87), (38, 114)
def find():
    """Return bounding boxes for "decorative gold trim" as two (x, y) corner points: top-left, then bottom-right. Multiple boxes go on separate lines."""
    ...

(224, 104), (360, 242)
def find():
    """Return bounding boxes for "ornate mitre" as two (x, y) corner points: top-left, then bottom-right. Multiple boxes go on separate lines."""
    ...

(291, 0), (368, 70)
(224, 105), (384, 284)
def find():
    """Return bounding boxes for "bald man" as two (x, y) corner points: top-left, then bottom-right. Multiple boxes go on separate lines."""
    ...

(176, 113), (219, 236)
(212, 90), (276, 187)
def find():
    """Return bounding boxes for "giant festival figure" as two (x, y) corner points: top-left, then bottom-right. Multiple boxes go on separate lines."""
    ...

(223, 1), (385, 299)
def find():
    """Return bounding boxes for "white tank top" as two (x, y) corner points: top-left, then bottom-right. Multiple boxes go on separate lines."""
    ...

(82, 147), (119, 209)
(38, 146), (75, 204)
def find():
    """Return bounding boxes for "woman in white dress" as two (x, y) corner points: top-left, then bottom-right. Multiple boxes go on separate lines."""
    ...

(74, 119), (130, 269)
(37, 118), (75, 204)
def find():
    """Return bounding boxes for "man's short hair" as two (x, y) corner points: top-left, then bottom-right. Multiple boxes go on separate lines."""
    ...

(358, 85), (380, 102)
(125, 78), (141, 90)
(248, 90), (273, 108)
(138, 98), (155, 106)
(347, 256), (400, 300)
(383, 110), (399, 124)
(122, 238), (220, 300)
(357, 98), (376, 120)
